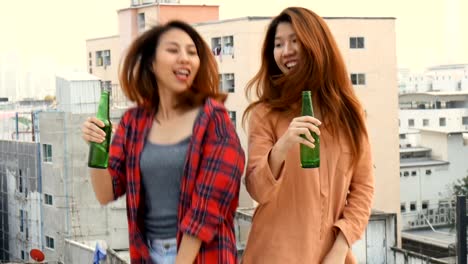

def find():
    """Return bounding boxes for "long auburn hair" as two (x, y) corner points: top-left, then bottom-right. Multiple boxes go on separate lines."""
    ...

(119, 20), (226, 110)
(243, 7), (368, 164)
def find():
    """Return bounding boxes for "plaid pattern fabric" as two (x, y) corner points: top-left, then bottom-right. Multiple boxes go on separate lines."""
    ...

(108, 98), (245, 263)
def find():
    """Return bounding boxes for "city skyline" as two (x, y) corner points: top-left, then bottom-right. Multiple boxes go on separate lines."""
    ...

(0, 0), (466, 73)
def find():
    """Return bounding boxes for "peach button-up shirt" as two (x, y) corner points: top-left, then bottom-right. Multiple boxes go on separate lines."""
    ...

(241, 104), (374, 264)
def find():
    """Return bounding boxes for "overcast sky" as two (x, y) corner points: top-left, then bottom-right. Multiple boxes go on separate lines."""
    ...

(0, 0), (466, 72)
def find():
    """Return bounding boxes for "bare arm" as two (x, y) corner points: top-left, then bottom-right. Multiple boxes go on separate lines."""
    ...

(82, 116), (115, 205)
(322, 231), (349, 263)
(89, 168), (114, 205)
(175, 234), (202, 264)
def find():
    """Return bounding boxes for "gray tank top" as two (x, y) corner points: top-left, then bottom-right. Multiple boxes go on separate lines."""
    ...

(140, 136), (190, 239)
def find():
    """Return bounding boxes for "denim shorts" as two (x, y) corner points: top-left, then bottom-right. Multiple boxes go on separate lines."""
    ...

(148, 237), (177, 264)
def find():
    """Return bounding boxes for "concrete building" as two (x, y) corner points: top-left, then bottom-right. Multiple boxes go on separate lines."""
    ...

(399, 64), (468, 94)
(0, 71), (130, 262)
(38, 107), (128, 262)
(399, 130), (468, 231)
(0, 140), (41, 262)
(399, 91), (468, 134)
(86, 1), (219, 108)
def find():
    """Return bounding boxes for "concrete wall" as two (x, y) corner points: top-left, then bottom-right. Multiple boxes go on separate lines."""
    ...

(39, 111), (128, 263)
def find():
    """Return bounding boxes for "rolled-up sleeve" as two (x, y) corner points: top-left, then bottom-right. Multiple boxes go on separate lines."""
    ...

(180, 109), (245, 242)
(334, 137), (375, 246)
(245, 105), (285, 205)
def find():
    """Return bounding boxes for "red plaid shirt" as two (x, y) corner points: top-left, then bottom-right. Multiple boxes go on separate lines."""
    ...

(108, 98), (245, 263)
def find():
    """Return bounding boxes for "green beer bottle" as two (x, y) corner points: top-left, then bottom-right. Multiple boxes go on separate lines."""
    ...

(88, 89), (111, 169)
(300, 91), (320, 168)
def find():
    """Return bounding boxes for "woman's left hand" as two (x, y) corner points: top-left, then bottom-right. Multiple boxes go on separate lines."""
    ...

(321, 231), (348, 264)
(321, 248), (346, 264)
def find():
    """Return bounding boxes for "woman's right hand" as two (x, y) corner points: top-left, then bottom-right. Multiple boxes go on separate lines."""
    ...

(81, 117), (106, 144)
(274, 116), (321, 158)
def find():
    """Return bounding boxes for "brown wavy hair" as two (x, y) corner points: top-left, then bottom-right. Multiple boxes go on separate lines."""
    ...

(119, 20), (226, 110)
(243, 7), (368, 164)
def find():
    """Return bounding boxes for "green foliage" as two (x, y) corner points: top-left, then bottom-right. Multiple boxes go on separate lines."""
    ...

(453, 176), (468, 196)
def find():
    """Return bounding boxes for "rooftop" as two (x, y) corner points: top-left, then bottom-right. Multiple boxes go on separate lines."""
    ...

(400, 158), (449, 168)
(400, 147), (432, 153)
(194, 15), (396, 26)
(56, 71), (100, 82)
(399, 91), (468, 103)
(403, 226), (456, 248)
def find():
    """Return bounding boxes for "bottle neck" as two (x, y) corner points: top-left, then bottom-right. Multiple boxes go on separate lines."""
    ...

(301, 93), (314, 116)
(96, 91), (110, 119)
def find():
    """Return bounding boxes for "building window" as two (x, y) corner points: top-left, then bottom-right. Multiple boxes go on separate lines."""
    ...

(228, 111), (236, 128)
(46, 236), (55, 249)
(18, 169), (23, 193)
(439, 117), (446, 127)
(222, 36), (234, 55)
(219, 73), (235, 93)
(96, 51), (103, 66)
(138, 13), (145, 32)
(410, 202), (416, 211)
(142, 0), (154, 3)
(411, 171), (417, 176)
(400, 203), (406, 213)
(423, 119), (429, 127)
(211, 36), (234, 57)
(403, 171), (409, 177)
(20, 209), (24, 232)
(350, 73), (366, 85)
(88, 52), (92, 58)
(21, 250), (25, 260)
(399, 134), (406, 139)
(462, 116), (468, 125)
(211, 37), (221, 56)
(426, 169), (432, 175)
(44, 194), (53, 205)
(131, 0), (140, 5)
(96, 50), (111, 67)
(43, 144), (52, 163)
(408, 119), (414, 127)
(422, 201), (429, 210)
(349, 37), (365, 49)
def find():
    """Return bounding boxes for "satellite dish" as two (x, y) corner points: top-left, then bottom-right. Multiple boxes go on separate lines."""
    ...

(30, 248), (45, 262)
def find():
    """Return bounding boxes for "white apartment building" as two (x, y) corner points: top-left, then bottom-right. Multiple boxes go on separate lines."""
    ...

(399, 91), (468, 135)
(399, 130), (468, 230)
(399, 64), (468, 94)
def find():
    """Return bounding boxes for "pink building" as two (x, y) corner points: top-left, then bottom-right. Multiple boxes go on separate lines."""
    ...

(86, 1), (219, 107)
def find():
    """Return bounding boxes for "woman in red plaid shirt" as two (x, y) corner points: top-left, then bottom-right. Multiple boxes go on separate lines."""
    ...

(81, 20), (245, 264)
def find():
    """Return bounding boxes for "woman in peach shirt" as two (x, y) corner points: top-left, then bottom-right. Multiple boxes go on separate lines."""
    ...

(241, 7), (375, 264)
